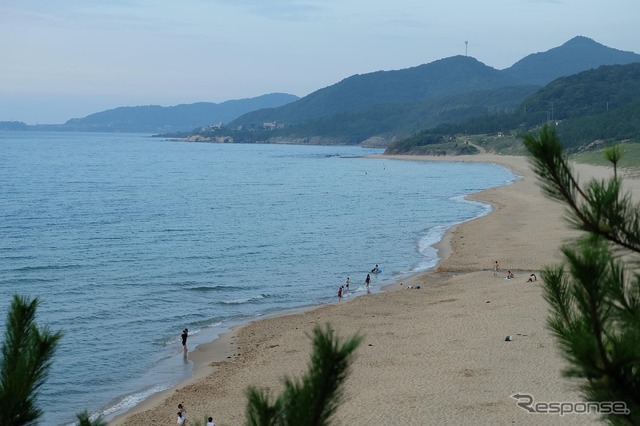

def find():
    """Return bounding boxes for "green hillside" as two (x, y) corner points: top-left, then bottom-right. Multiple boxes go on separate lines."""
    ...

(223, 37), (640, 146)
(572, 142), (640, 168)
(386, 63), (640, 154)
(268, 85), (538, 144)
(503, 36), (640, 86)
(231, 56), (522, 128)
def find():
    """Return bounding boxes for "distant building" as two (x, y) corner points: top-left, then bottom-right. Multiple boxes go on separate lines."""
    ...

(263, 121), (285, 130)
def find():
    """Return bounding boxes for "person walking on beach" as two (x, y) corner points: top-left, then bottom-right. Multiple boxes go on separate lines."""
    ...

(345, 276), (350, 291)
(181, 329), (189, 355)
(493, 260), (499, 277)
(338, 285), (343, 301)
(177, 411), (187, 425)
(207, 416), (215, 426)
(365, 273), (371, 288)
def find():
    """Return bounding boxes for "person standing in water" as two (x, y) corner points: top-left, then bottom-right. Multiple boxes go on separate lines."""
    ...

(337, 285), (343, 301)
(181, 328), (189, 355)
(345, 276), (350, 291)
(365, 273), (371, 288)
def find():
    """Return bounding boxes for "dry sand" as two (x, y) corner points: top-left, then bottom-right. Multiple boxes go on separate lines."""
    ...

(109, 154), (631, 426)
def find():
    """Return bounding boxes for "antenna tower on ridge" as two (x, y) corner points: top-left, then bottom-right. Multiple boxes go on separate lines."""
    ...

(465, 41), (469, 56)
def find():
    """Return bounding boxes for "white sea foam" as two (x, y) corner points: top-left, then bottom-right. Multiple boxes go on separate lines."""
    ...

(221, 294), (266, 304)
(103, 384), (173, 419)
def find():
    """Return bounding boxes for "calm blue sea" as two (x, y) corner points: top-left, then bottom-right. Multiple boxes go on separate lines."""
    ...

(0, 132), (517, 425)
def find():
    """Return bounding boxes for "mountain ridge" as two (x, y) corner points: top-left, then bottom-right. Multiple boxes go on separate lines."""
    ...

(228, 36), (640, 142)
(3, 36), (638, 137)
(0, 93), (299, 133)
(502, 36), (640, 85)
(384, 62), (640, 154)
(231, 56), (520, 127)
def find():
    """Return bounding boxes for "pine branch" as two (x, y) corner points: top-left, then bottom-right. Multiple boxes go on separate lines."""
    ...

(526, 126), (640, 256)
(245, 324), (362, 426)
(525, 126), (640, 425)
(0, 295), (62, 426)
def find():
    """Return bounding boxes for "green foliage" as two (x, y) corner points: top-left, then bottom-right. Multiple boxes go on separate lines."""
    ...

(200, 85), (534, 146)
(522, 63), (640, 123)
(524, 125), (640, 425)
(604, 145), (624, 179)
(384, 131), (479, 156)
(389, 63), (640, 154)
(245, 323), (362, 426)
(76, 410), (107, 426)
(0, 295), (63, 426)
(522, 64), (640, 149)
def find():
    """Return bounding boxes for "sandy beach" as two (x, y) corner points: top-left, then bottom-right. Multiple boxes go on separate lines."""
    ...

(109, 154), (628, 426)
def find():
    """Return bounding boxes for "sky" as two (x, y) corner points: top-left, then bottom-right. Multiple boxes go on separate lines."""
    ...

(1, 0), (638, 124)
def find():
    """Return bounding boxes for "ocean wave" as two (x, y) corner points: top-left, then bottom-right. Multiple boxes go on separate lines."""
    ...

(451, 194), (493, 218)
(100, 383), (173, 420)
(414, 224), (449, 272)
(10, 263), (84, 272)
(0, 277), (57, 284)
(221, 294), (268, 305)
(189, 285), (244, 292)
(413, 196), (495, 273)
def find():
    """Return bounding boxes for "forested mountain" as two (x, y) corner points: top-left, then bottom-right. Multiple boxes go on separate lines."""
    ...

(385, 63), (640, 154)
(503, 36), (640, 86)
(254, 85), (538, 145)
(225, 37), (639, 145)
(0, 93), (299, 133)
(526, 63), (640, 148)
(5, 36), (637, 139)
(232, 56), (522, 127)
(62, 93), (299, 133)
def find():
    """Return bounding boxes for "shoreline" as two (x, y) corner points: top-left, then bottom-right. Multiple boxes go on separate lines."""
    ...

(107, 154), (506, 425)
(107, 154), (525, 425)
(110, 153), (620, 425)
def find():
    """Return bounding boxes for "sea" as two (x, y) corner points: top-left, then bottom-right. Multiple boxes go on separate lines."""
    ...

(0, 131), (518, 425)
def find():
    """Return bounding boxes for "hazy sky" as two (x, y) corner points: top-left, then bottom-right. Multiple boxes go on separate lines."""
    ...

(1, 0), (638, 124)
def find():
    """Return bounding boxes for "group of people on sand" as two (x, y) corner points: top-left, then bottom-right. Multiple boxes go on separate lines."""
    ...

(338, 265), (379, 301)
(177, 402), (215, 425)
(494, 260), (537, 282)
